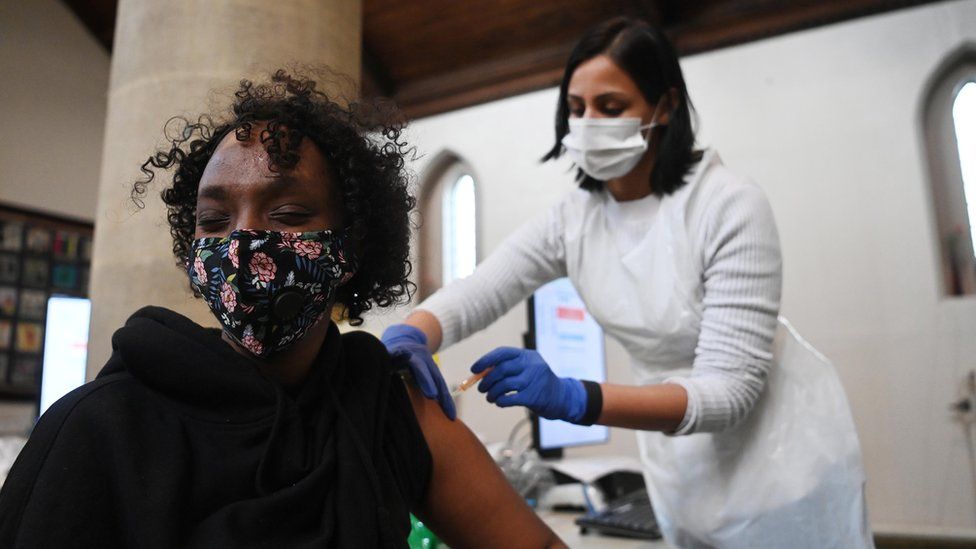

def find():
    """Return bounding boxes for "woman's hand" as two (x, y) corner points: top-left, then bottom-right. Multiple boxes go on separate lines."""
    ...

(472, 347), (587, 423)
(381, 324), (456, 420)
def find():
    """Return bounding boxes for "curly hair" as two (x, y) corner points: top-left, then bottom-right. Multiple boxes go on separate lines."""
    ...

(132, 68), (416, 325)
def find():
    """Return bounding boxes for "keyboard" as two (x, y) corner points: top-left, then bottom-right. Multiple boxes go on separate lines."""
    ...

(574, 488), (662, 540)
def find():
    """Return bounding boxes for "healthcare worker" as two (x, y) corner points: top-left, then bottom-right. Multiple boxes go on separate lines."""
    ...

(383, 17), (872, 548)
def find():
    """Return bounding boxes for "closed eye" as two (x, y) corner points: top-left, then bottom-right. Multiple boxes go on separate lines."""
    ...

(196, 214), (228, 231)
(269, 208), (314, 226)
(272, 213), (311, 224)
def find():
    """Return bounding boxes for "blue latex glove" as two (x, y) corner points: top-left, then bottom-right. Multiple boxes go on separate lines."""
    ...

(471, 346), (587, 422)
(381, 324), (457, 420)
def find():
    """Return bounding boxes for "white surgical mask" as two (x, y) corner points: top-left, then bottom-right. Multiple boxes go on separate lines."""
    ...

(561, 117), (658, 181)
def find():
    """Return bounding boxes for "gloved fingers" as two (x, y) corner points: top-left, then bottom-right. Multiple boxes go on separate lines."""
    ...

(485, 373), (531, 403)
(405, 353), (438, 399)
(381, 324), (428, 346)
(471, 346), (524, 374)
(432, 364), (458, 420)
(495, 392), (529, 409)
(477, 359), (526, 394)
(400, 350), (456, 420)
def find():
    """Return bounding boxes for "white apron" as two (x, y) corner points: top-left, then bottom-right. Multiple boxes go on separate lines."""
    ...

(563, 153), (872, 548)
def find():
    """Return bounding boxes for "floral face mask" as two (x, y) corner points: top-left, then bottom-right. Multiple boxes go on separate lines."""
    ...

(188, 229), (356, 358)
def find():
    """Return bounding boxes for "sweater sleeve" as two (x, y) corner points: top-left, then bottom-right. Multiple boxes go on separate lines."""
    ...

(666, 180), (783, 435)
(417, 200), (568, 348)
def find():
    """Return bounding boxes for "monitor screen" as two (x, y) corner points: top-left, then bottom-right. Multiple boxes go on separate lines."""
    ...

(39, 296), (91, 417)
(530, 278), (609, 451)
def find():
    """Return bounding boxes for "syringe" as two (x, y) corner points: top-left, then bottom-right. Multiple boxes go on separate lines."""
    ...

(450, 368), (493, 398)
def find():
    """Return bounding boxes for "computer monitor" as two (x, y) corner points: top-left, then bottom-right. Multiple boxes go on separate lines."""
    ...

(38, 296), (91, 417)
(526, 278), (609, 458)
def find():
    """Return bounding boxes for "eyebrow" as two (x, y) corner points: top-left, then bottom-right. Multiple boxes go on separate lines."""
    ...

(197, 173), (300, 201)
(567, 92), (629, 101)
(197, 185), (229, 201)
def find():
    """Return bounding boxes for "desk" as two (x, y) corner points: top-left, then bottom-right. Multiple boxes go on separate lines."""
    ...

(537, 510), (669, 548)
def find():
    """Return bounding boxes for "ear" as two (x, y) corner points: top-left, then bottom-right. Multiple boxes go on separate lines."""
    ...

(656, 87), (681, 126)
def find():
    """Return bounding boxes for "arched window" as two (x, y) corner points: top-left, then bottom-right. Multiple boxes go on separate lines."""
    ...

(953, 82), (976, 261)
(921, 45), (976, 296)
(442, 173), (477, 283)
(417, 152), (479, 301)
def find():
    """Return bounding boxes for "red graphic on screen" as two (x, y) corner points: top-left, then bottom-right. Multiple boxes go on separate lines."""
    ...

(556, 306), (585, 321)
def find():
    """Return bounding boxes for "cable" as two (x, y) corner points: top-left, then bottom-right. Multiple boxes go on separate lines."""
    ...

(580, 482), (597, 514)
(950, 370), (976, 526)
(495, 414), (554, 501)
(965, 421), (976, 526)
(507, 416), (531, 447)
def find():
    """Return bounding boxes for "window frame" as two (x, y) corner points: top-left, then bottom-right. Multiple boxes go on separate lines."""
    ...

(416, 152), (481, 302)
(920, 43), (976, 297)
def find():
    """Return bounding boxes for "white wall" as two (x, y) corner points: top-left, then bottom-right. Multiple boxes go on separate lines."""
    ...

(0, 0), (110, 220)
(683, 0), (976, 534)
(0, 0), (110, 432)
(376, 0), (976, 534)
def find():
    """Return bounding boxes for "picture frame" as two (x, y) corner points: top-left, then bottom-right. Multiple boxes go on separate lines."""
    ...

(0, 221), (23, 252)
(0, 203), (93, 399)
(0, 286), (16, 316)
(18, 290), (46, 320)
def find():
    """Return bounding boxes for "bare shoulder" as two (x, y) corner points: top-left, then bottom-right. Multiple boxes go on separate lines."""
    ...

(402, 381), (566, 548)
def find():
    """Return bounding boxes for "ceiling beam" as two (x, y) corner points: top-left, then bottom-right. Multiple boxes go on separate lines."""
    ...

(361, 44), (397, 98)
(59, 0), (944, 119)
(392, 41), (574, 119)
(665, 0), (943, 54)
(396, 0), (941, 118)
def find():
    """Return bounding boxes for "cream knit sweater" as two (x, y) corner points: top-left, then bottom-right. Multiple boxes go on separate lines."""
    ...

(418, 151), (782, 434)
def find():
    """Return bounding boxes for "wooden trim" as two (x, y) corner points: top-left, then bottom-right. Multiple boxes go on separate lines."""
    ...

(396, 0), (942, 119)
(0, 203), (93, 231)
(667, 0), (944, 55)
(393, 41), (573, 119)
(399, 66), (566, 120)
(874, 533), (976, 548)
(61, 0), (945, 119)
(0, 385), (36, 401)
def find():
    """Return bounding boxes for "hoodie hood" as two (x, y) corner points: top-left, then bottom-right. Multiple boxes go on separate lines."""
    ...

(99, 306), (340, 422)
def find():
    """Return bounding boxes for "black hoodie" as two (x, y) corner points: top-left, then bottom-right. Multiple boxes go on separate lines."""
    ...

(0, 306), (431, 548)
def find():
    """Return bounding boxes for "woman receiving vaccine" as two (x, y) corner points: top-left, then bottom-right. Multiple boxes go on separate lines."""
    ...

(384, 17), (872, 548)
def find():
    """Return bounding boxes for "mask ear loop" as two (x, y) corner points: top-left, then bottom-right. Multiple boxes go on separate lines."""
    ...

(639, 96), (669, 135)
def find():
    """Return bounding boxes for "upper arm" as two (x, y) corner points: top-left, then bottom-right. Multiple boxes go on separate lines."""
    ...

(404, 382), (564, 549)
(682, 182), (783, 432)
(417, 202), (569, 348)
(698, 182), (782, 353)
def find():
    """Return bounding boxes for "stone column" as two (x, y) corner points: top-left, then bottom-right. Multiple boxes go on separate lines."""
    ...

(87, 0), (362, 377)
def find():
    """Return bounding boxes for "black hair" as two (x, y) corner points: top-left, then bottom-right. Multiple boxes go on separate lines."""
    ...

(543, 17), (701, 195)
(131, 68), (415, 326)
